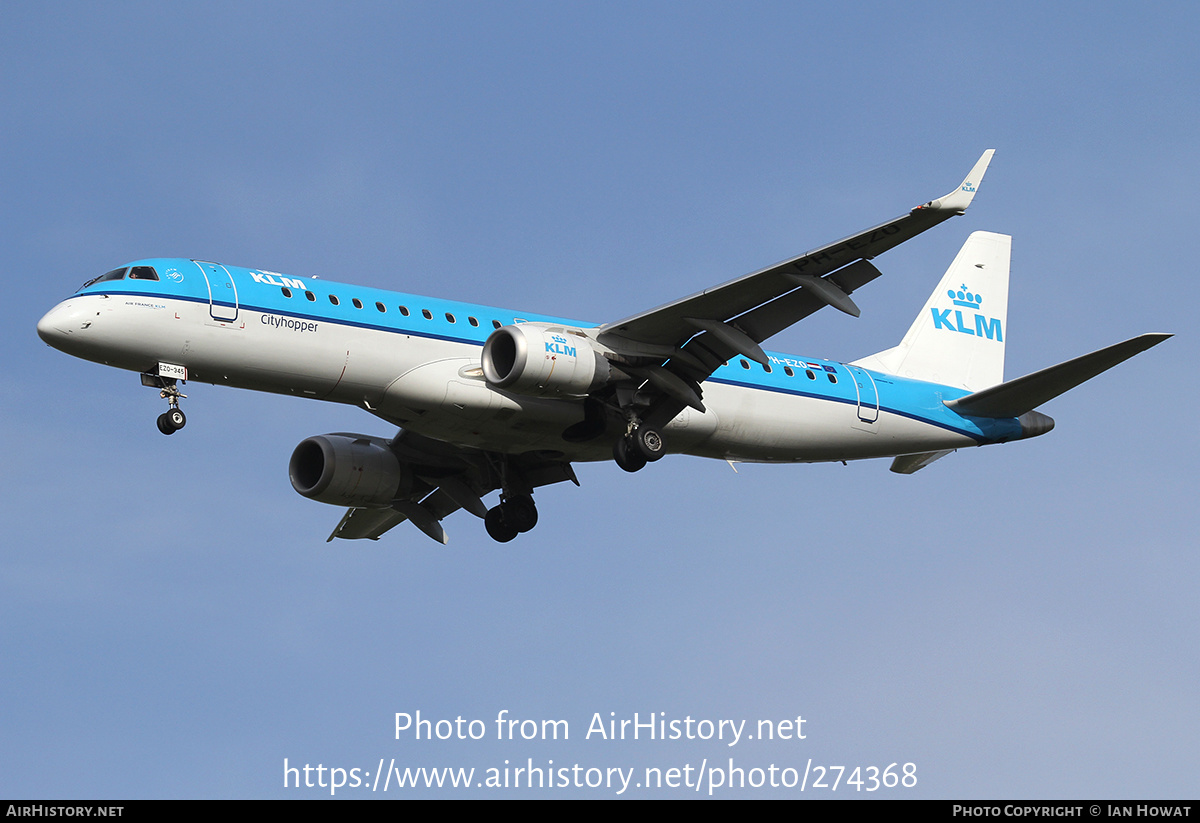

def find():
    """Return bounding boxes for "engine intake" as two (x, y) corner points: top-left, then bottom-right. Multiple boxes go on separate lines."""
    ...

(481, 324), (609, 397)
(289, 434), (410, 508)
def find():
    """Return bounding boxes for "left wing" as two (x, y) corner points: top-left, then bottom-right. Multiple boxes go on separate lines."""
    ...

(593, 151), (995, 429)
(598, 150), (994, 356)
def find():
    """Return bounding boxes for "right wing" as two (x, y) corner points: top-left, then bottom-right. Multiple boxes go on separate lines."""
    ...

(327, 429), (578, 544)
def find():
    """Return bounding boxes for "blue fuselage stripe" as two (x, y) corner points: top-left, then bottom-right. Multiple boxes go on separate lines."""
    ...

(78, 259), (1009, 443)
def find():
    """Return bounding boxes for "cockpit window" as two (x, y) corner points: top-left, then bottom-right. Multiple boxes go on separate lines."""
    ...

(128, 266), (159, 281)
(82, 267), (127, 288)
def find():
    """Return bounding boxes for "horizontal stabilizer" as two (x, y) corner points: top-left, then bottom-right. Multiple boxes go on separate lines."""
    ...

(890, 450), (954, 474)
(945, 333), (1171, 418)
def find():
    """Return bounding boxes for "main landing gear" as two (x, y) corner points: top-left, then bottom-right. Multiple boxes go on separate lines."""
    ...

(484, 494), (538, 543)
(612, 423), (665, 472)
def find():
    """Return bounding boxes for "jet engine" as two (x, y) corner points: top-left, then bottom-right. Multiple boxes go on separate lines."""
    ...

(481, 324), (610, 397)
(288, 434), (410, 508)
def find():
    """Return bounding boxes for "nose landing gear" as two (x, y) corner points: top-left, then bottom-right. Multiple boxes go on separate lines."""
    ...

(142, 372), (188, 435)
(156, 406), (186, 435)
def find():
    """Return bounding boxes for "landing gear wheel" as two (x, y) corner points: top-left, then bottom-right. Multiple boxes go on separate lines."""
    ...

(485, 506), (519, 543)
(502, 496), (538, 533)
(613, 436), (647, 473)
(632, 426), (665, 462)
(148, 376), (189, 435)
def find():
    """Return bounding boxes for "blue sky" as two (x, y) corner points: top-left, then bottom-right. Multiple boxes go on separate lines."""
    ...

(3, 1), (1197, 798)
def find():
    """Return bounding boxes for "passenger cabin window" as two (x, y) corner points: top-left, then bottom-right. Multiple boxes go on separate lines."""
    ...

(422, 309), (432, 320)
(492, 320), (502, 329)
(827, 373), (837, 384)
(740, 359), (750, 369)
(281, 287), (292, 298)
(763, 363), (772, 373)
(305, 291), (316, 301)
(806, 370), (815, 380)
(399, 306), (410, 316)
(468, 316), (479, 327)
(784, 366), (794, 377)
(445, 313), (455, 323)
(329, 295), (340, 305)
(128, 266), (159, 281)
(376, 302), (386, 313)
(352, 298), (363, 309)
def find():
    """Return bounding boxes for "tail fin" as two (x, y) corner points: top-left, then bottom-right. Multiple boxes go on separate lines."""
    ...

(854, 231), (1010, 391)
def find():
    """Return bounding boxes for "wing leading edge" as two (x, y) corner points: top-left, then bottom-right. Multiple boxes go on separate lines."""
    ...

(594, 151), (995, 432)
(598, 150), (995, 352)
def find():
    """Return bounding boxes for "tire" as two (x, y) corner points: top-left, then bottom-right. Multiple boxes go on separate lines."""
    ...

(484, 506), (519, 543)
(502, 496), (538, 533)
(166, 408), (186, 430)
(156, 414), (175, 435)
(613, 436), (647, 473)
(632, 426), (665, 462)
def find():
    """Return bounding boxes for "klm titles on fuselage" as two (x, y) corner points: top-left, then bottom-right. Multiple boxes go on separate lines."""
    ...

(251, 271), (309, 291)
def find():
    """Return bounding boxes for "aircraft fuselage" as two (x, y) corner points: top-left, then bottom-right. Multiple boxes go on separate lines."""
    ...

(38, 258), (1020, 465)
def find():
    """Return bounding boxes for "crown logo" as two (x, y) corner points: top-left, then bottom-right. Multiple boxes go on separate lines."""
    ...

(947, 284), (981, 310)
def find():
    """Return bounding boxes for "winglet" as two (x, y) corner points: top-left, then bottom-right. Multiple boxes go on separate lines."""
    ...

(920, 149), (995, 214)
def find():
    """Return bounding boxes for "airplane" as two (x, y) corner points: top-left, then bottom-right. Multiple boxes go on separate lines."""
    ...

(36, 150), (1169, 544)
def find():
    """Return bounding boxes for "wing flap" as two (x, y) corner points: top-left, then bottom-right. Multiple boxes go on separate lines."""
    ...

(735, 258), (883, 344)
(328, 507), (410, 541)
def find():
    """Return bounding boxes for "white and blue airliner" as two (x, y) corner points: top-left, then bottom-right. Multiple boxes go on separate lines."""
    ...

(37, 151), (1169, 543)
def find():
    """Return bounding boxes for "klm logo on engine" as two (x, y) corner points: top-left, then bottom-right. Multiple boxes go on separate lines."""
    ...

(251, 271), (308, 291)
(545, 334), (576, 358)
(931, 285), (1002, 341)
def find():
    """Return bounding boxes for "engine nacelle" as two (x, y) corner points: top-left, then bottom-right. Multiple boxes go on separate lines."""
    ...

(481, 324), (610, 397)
(288, 434), (410, 508)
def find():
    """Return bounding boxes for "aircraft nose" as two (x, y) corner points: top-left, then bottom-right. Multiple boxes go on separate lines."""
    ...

(37, 306), (61, 344)
(37, 302), (75, 348)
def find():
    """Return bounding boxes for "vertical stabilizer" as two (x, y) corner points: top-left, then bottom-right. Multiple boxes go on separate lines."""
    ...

(854, 231), (1010, 391)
